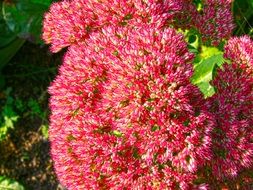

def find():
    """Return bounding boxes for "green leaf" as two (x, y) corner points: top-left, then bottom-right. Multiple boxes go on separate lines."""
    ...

(233, 0), (253, 35)
(2, 0), (52, 44)
(4, 115), (19, 129)
(191, 53), (225, 98)
(188, 45), (199, 54)
(0, 88), (19, 141)
(188, 34), (199, 50)
(112, 130), (123, 137)
(28, 98), (42, 115)
(0, 2), (17, 48)
(0, 38), (25, 70)
(196, 82), (216, 98)
(184, 28), (200, 51)
(192, 54), (222, 84)
(248, 0), (253, 8)
(41, 124), (49, 139)
(0, 176), (25, 190)
(198, 46), (222, 61)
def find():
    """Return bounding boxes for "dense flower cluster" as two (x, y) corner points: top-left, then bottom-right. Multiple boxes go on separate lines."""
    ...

(172, 0), (198, 30)
(195, 0), (234, 46)
(205, 63), (253, 179)
(42, 0), (180, 53)
(171, 0), (234, 46)
(43, 0), (252, 189)
(204, 37), (253, 181)
(43, 0), (234, 53)
(225, 36), (253, 75)
(49, 25), (214, 189)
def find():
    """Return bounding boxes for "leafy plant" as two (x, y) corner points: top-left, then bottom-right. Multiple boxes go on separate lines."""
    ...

(0, 88), (19, 142)
(233, 0), (253, 36)
(2, 0), (52, 44)
(41, 124), (49, 139)
(28, 98), (44, 118)
(191, 47), (226, 98)
(0, 176), (25, 190)
(0, 0), (52, 88)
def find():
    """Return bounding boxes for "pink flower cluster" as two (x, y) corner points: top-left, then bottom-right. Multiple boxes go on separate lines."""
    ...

(49, 25), (214, 189)
(225, 36), (253, 75)
(203, 36), (253, 187)
(171, 0), (198, 30)
(43, 0), (234, 53)
(43, 0), (252, 189)
(195, 0), (234, 46)
(42, 0), (179, 53)
(206, 63), (253, 179)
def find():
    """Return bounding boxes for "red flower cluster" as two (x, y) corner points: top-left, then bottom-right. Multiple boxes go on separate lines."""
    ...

(204, 37), (253, 183)
(206, 63), (253, 179)
(195, 0), (234, 46)
(170, 0), (234, 46)
(49, 25), (214, 189)
(172, 0), (198, 30)
(225, 36), (253, 75)
(43, 0), (234, 53)
(43, 0), (252, 189)
(42, 0), (179, 53)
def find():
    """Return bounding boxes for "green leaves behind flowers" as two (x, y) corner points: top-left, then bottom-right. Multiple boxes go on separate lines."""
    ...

(0, 0), (52, 88)
(0, 38), (25, 70)
(0, 176), (24, 190)
(0, 6), (16, 48)
(233, 0), (253, 36)
(2, 0), (52, 44)
(0, 1), (25, 73)
(0, 88), (19, 142)
(191, 46), (226, 98)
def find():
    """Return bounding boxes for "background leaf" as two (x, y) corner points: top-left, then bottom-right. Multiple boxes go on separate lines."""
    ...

(233, 0), (253, 36)
(0, 176), (25, 190)
(0, 38), (25, 70)
(2, 0), (52, 44)
(0, 38), (25, 89)
(191, 53), (225, 98)
(0, 2), (17, 48)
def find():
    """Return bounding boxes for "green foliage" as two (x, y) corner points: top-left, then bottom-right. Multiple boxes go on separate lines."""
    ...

(28, 98), (44, 118)
(0, 38), (25, 70)
(182, 28), (227, 98)
(41, 124), (49, 139)
(191, 47), (226, 98)
(233, 0), (253, 36)
(16, 97), (46, 119)
(0, 0), (52, 89)
(0, 88), (48, 142)
(0, 176), (24, 190)
(0, 3), (16, 48)
(2, 0), (52, 44)
(0, 88), (19, 141)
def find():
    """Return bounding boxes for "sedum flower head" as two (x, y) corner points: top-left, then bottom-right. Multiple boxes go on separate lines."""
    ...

(205, 36), (253, 180)
(205, 63), (253, 180)
(225, 36), (253, 75)
(48, 25), (214, 190)
(195, 0), (234, 46)
(171, 0), (198, 30)
(42, 0), (180, 53)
